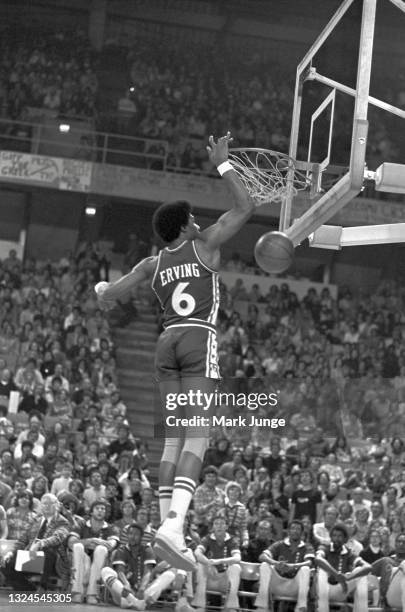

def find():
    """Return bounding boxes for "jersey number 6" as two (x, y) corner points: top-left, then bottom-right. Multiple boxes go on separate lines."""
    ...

(172, 282), (196, 316)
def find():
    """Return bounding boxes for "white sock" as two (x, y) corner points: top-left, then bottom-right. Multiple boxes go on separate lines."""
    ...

(159, 486), (173, 521)
(163, 477), (196, 532)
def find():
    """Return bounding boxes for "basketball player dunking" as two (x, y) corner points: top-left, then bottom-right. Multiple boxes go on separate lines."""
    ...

(95, 131), (254, 570)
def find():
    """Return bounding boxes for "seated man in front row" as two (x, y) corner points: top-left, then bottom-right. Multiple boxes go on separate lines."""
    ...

(315, 522), (371, 612)
(370, 532), (405, 611)
(192, 515), (241, 612)
(254, 520), (313, 612)
(1, 493), (69, 592)
(101, 522), (179, 610)
(69, 500), (119, 604)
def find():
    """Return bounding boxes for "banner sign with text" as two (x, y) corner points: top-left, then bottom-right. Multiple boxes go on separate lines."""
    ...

(0, 150), (403, 224)
(0, 151), (91, 192)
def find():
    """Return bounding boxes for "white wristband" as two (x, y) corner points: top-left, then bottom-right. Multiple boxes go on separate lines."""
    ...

(95, 281), (109, 296)
(217, 161), (233, 176)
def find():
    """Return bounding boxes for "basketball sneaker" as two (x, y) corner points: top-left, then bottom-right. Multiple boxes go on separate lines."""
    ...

(153, 529), (196, 572)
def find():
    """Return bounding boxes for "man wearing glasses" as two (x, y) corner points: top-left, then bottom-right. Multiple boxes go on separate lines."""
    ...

(1, 493), (69, 591)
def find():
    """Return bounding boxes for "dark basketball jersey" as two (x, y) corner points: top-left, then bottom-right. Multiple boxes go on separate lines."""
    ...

(151, 240), (219, 330)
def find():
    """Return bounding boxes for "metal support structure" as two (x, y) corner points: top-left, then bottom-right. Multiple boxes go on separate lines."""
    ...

(349, 0), (377, 188)
(306, 68), (405, 120)
(279, 0), (356, 233)
(285, 174), (357, 247)
(310, 223), (405, 248)
(307, 89), (336, 171)
(389, 0), (405, 13)
(282, 0), (379, 246)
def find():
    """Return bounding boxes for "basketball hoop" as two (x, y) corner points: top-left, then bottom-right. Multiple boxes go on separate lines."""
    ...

(228, 148), (313, 206)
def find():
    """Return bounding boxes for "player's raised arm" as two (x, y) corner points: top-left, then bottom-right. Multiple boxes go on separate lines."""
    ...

(94, 255), (156, 307)
(200, 131), (255, 249)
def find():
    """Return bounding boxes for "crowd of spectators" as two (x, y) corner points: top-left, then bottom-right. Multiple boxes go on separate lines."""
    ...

(112, 33), (405, 174)
(215, 264), (405, 441)
(113, 38), (295, 173)
(0, 243), (404, 606)
(0, 28), (98, 121)
(1, 24), (404, 180)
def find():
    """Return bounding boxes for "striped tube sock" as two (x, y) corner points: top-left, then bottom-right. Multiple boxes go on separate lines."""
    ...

(165, 476), (196, 532)
(158, 486), (173, 521)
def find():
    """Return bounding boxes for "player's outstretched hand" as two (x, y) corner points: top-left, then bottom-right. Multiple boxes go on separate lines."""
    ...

(206, 131), (233, 167)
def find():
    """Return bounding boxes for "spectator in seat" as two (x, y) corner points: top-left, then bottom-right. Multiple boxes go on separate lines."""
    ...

(203, 438), (232, 469)
(307, 428), (330, 458)
(119, 466), (150, 499)
(101, 522), (177, 610)
(369, 500), (386, 528)
(222, 481), (249, 549)
(192, 515), (242, 612)
(41, 441), (59, 482)
(290, 470), (322, 526)
(218, 449), (245, 482)
(114, 500), (137, 536)
(19, 383), (48, 415)
(290, 404), (317, 436)
(371, 532), (405, 610)
(103, 478), (122, 523)
(343, 517), (364, 558)
(19, 462), (35, 488)
(45, 363), (70, 393)
(249, 466), (271, 503)
(263, 437), (284, 474)
(31, 475), (49, 509)
(2, 493), (69, 592)
(108, 423), (135, 459)
(0, 368), (18, 404)
(14, 434), (44, 462)
(69, 500), (118, 604)
(14, 358), (44, 392)
(243, 519), (274, 562)
(320, 453), (345, 486)
(5, 489), (36, 540)
(315, 523), (371, 612)
(354, 507), (371, 545)
(349, 487), (372, 514)
(382, 485), (401, 517)
(360, 529), (385, 564)
(50, 461), (73, 496)
(14, 412), (45, 453)
(268, 472), (290, 530)
(68, 480), (85, 514)
(254, 520), (314, 612)
(83, 468), (107, 512)
(57, 491), (85, 532)
(193, 465), (226, 537)
(313, 504), (339, 547)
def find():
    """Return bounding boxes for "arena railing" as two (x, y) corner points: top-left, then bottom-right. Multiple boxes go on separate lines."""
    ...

(0, 117), (169, 170)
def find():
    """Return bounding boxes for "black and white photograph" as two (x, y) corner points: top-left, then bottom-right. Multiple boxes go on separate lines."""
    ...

(0, 1), (405, 610)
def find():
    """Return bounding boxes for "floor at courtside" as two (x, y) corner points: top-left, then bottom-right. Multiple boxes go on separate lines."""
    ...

(0, 592), (169, 612)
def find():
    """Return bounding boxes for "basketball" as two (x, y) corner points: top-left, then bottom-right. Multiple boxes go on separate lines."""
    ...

(254, 231), (294, 274)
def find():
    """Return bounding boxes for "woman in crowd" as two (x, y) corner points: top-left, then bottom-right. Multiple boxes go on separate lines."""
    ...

(118, 464), (150, 500)
(6, 489), (36, 540)
(113, 499), (137, 536)
(268, 471), (290, 530)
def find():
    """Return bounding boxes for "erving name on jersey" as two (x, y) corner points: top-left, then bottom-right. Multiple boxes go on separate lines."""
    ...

(159, 262), (200, 287)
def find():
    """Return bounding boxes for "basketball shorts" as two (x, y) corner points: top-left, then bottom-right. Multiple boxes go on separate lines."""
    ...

(155, 325), (220, 381)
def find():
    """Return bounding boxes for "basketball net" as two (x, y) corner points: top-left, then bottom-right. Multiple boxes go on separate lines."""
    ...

(228, 148), (312, 206)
